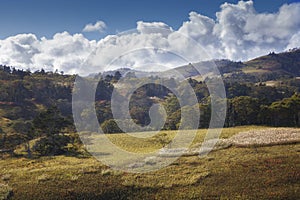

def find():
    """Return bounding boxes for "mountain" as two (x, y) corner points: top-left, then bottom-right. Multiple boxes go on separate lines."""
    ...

(166, 48), (300, 82)
(162, 59), (244, 80)
(87, 48), (300, 82)
(244, 48), (300, 76)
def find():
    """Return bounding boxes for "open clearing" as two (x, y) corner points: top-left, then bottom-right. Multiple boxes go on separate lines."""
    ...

(0, 126), (299, 200)
(229, 128), (300, 147)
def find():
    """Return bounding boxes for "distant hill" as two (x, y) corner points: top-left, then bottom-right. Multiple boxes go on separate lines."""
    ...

(89, 48), (300, 81)
(244, 48), (300, 76)
(163, 59), (244, 80)
(165, 48), (300, 82)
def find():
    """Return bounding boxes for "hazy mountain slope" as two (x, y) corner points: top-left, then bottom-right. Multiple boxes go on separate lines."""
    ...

(92, 48), (300, 80)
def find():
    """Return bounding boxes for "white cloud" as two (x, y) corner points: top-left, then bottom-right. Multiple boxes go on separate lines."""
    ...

(0, 1), (300, 75)
(0, 34), (40, 66)
(137, 21), (173, 37)
(0, 32), (96, 74)
(286, 31), (300, 50)
(178, 12), (216, 45)
(214, 0), (300, 60)
(82, 20), (107, 33)
(88, 0), (300, 72)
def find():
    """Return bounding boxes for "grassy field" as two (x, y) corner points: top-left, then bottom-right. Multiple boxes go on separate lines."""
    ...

(0, 126), (299, 200)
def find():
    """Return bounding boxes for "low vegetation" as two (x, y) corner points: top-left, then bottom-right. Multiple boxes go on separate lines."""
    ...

(0, 126), (299, 199)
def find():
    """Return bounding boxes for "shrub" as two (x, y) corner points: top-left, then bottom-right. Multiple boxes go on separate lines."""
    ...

(32, 134), (71, 156)
(101, 119), (123, 134)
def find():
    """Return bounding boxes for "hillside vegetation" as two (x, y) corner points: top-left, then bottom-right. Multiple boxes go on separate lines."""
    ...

(1, 49), (300, 156)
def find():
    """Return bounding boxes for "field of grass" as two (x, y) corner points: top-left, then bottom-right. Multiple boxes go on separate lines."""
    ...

(241, 67), (271, 74)
(0, 126), (299, 199)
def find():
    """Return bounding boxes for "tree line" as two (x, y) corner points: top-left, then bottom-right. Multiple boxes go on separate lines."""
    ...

(1, 65), (300, 156)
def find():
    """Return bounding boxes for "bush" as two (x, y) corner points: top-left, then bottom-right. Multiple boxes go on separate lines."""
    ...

(33, 134), (71, 156)
(101, 119), (123, 134)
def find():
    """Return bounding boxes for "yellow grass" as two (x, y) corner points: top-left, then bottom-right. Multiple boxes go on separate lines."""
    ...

(0, 126), (299, 199)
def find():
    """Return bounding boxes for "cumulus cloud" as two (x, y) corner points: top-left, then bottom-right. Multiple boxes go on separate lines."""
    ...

(0, 1), (300, 75)
(87, 0), (300, 73)
(212, 0), (300, 60)
(82, 20), (106, 33)
(0, 32), (96, 74)
(286, 31), (300, 50)
(0, 34), (40, 65)
(178, 12), (216, 45)
(137, 21), (173, 37)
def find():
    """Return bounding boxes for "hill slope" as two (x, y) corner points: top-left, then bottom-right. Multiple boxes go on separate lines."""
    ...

(166, 48), (300, 80)
(244, 48), (300, 76)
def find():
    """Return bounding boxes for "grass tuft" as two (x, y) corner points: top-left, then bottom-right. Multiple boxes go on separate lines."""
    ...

(0, 184), (12, 200)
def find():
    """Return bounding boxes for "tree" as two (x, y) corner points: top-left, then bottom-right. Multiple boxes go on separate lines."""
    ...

(163, 110), (181, 130)
(162, 95), (181, 130)
(33, 134), (71, 156)
(268, 94), (300, 126)
(33, 106), (69, 136)
(95, 100), (113, 124)
(32, 106), (73, 156)
(0, 127), (6, 149)
(230, 96), (260, 126)
(163, 95), (180, 114)
(113, 71), (122, 81)
(129, 88), (152, 126)
(226, 82), (250, 98)
(12, 121), (34, 158)
(287, 94), (300, 126)
(180, 105), (199, 130)
(95, 79), (114, 101)
(101, 119), (123, 133)
(199, 103), (211, 128)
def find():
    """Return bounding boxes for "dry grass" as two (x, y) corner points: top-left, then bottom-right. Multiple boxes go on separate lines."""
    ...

(0, 126), (299, 199)
(0, 183), (12, 200)
(230, 128), (300, 147)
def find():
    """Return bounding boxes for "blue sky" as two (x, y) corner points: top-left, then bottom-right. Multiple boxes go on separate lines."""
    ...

(0, 0), (299, 40)
(0, 0), (300, 75)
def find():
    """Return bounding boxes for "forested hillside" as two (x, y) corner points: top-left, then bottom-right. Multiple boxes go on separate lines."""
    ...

(1, 49), (300, 156)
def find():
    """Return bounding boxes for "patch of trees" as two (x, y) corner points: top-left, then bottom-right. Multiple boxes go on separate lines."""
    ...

(2, 65), (300, 157)
(25, 106), (76, 156)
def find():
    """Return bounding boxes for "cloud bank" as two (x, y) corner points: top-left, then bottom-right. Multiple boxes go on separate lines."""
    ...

(0, 1), (299, 75)
(82, 20), (107, 33)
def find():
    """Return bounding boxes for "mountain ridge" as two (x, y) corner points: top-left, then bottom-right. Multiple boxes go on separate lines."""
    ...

(96, 48), (300, 80)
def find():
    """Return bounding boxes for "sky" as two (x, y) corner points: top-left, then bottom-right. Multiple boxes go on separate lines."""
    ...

(0, 0), (300, 75)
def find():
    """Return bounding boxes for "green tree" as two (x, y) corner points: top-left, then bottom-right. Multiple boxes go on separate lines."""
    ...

(0, 127), (6, 149)
(199, 103), (211, 128)
(33, 106), (69, 136)
(129, 88), (152, 126)
(230, 96), (260, 126)
(33, 134), (71, 156)
(12, 121), (34, 158)
(32, 106), (71, 156)
(101, 119), (123, 134)
(268, 94), (300, 126)
(113, 71), (122, 82)
(163, 95), (181, 130)
(163, 95), (180, 114)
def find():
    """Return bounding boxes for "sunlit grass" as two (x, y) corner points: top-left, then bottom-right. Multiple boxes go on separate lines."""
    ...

(0, 126), (299, 199)
(89, 126), (269, 153)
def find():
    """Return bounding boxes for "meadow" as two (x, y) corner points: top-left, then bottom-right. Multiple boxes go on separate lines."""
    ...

(0, 126), (299, 200)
